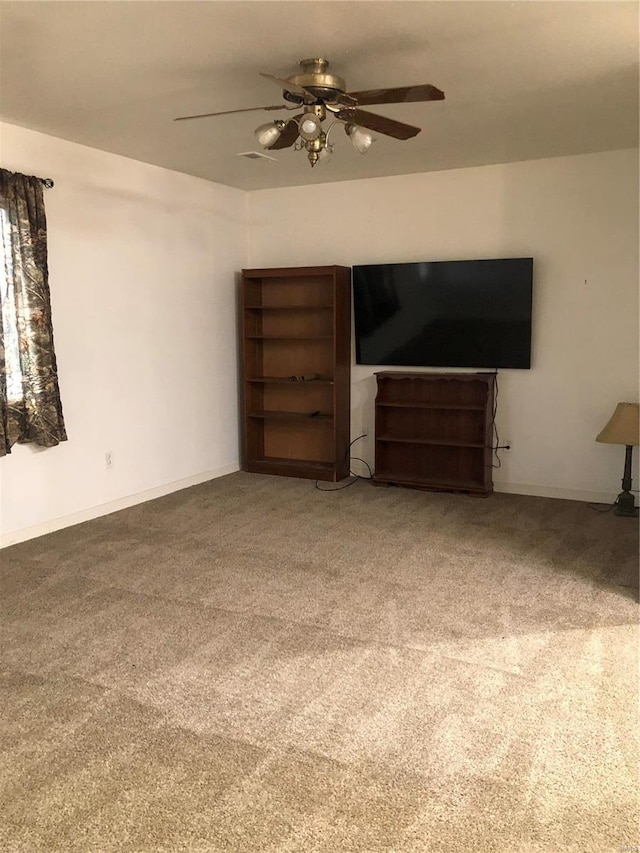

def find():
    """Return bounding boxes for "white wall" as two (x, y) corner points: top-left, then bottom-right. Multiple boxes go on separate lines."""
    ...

(1, 136), (636, 546)
(0, 123), (247, 545)
(247, 149), (639, 502)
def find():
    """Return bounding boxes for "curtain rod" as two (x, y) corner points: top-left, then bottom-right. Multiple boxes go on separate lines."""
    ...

(0, 168), (54, 188)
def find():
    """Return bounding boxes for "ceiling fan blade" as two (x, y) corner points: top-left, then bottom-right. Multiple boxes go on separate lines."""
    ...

(174, 104), (286, 122)
(336, 108), (421, 140)
(266, 116), (302, 150)
(346, 84), (445, 106)
(259, 73), (315, 104)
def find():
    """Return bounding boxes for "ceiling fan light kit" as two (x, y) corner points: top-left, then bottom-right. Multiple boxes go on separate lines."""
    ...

(176, 58), (444, 168)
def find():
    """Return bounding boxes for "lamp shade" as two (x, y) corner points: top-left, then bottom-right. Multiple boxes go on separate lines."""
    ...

(255, 121), (283, 148)
(298, 113), (322, 141)
(595, 402), (640, 446)
(346, 124), (374, 154)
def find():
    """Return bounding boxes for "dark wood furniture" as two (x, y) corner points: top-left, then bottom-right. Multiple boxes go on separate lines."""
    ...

(373, 371), (495, 495)
(241, 266), (351, 481)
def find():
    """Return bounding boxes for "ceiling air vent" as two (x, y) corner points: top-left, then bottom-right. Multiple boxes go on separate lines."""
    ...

(237, 151), (277, 162)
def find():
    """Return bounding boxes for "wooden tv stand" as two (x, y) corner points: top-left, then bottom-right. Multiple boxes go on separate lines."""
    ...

(373, 371), (495, 496)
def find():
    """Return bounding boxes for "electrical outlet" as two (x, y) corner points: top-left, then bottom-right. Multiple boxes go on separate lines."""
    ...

(105, 451), (113, 469)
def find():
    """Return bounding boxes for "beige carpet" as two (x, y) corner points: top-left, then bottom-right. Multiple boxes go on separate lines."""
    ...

(1, 472), (638, 852)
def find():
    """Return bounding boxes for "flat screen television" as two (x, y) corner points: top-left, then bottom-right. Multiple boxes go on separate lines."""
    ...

(353, 258), (533, 369)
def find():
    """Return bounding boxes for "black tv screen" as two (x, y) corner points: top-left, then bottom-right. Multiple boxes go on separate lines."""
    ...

(353, 258), (533, 369)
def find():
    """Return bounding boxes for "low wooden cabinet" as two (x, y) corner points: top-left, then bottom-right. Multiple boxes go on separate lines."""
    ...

(373, 371), (495, 495)
(241, 266), (351, 481)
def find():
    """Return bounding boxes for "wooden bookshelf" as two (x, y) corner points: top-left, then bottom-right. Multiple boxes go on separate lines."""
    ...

(373, 371), (495, 495)
(241, 266), (351, 481)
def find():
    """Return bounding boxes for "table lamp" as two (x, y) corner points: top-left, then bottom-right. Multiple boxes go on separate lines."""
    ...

(596, 402), (640, 517)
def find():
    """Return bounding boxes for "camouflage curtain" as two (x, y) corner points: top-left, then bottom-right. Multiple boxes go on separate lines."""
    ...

(0, 168), (67, 456)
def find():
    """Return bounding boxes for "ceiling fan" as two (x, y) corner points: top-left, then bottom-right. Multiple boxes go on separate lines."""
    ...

(175, 58), (445, 167)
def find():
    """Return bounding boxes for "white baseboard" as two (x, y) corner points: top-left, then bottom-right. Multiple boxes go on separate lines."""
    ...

(1, 463), (240, 549)
(493, 481), (616, 505)
(2, 468), (617, 549)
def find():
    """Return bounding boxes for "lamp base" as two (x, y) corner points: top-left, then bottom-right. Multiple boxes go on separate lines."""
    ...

(614, 490), (639, 517)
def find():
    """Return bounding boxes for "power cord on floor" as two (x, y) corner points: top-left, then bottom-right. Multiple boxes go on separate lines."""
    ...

(588, 501), (616, 513)
(314, 434), (373, 492)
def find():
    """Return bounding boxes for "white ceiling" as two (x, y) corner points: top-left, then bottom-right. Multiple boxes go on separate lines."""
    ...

(0, 1), (637, 191)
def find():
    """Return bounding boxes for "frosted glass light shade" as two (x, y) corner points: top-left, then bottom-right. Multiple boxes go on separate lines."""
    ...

(596, 402), (640, 446)
(347, 124), (374, 153)
(255, 121), (282, 148)
(298, 114), (322, 141)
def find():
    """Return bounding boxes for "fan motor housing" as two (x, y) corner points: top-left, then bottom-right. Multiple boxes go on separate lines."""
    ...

(288, 58), (346, 101)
